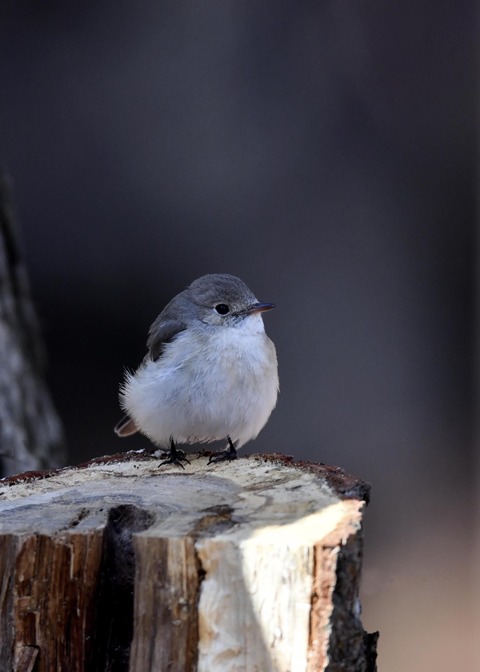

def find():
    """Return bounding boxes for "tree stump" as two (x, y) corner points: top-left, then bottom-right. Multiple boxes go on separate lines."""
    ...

(0, 451), (378, 672)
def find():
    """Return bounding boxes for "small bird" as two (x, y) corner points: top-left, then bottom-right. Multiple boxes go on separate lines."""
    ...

(114, 273), (279, 466)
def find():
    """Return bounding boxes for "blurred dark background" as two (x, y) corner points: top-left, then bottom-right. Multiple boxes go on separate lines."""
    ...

(0, 1), (476, 669)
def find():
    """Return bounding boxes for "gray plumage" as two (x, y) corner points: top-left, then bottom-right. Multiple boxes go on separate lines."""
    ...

(146, 274), (259, 361)
(115, 273), (279, 460)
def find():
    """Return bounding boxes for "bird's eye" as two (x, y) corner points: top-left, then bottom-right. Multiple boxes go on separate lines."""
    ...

(214, 304), (230, 315)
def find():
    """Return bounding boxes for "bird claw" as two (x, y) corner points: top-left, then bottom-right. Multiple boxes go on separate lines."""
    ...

(158, 443), (190, 469)
(208, 438), (238, 465)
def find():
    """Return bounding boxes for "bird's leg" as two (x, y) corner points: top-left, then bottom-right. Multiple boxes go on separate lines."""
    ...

(159, 437), (191, 469)
(208, 436), (238, 465)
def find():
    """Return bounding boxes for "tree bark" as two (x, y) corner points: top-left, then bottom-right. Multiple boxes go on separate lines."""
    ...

(0, 177), (65, 477)
(0, 451), (378, 671)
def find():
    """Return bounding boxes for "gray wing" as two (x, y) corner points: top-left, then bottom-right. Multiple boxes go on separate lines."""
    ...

(146, 299), (188, 361)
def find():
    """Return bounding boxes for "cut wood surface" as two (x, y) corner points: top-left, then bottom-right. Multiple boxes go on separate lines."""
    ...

(0, 451), (378, 672)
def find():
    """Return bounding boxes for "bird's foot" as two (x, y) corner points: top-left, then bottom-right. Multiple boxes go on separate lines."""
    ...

(208, 437), (238, 465)
(159, 440), (190, 469)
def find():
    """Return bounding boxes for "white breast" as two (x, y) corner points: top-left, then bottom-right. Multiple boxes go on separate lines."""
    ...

(121, 314), (279, 449)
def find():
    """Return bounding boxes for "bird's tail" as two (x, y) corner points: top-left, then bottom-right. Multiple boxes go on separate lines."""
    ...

(114, 414), (139, 437)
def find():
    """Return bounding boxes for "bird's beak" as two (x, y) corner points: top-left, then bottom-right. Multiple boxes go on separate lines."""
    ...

(246, 302), (275, 314)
